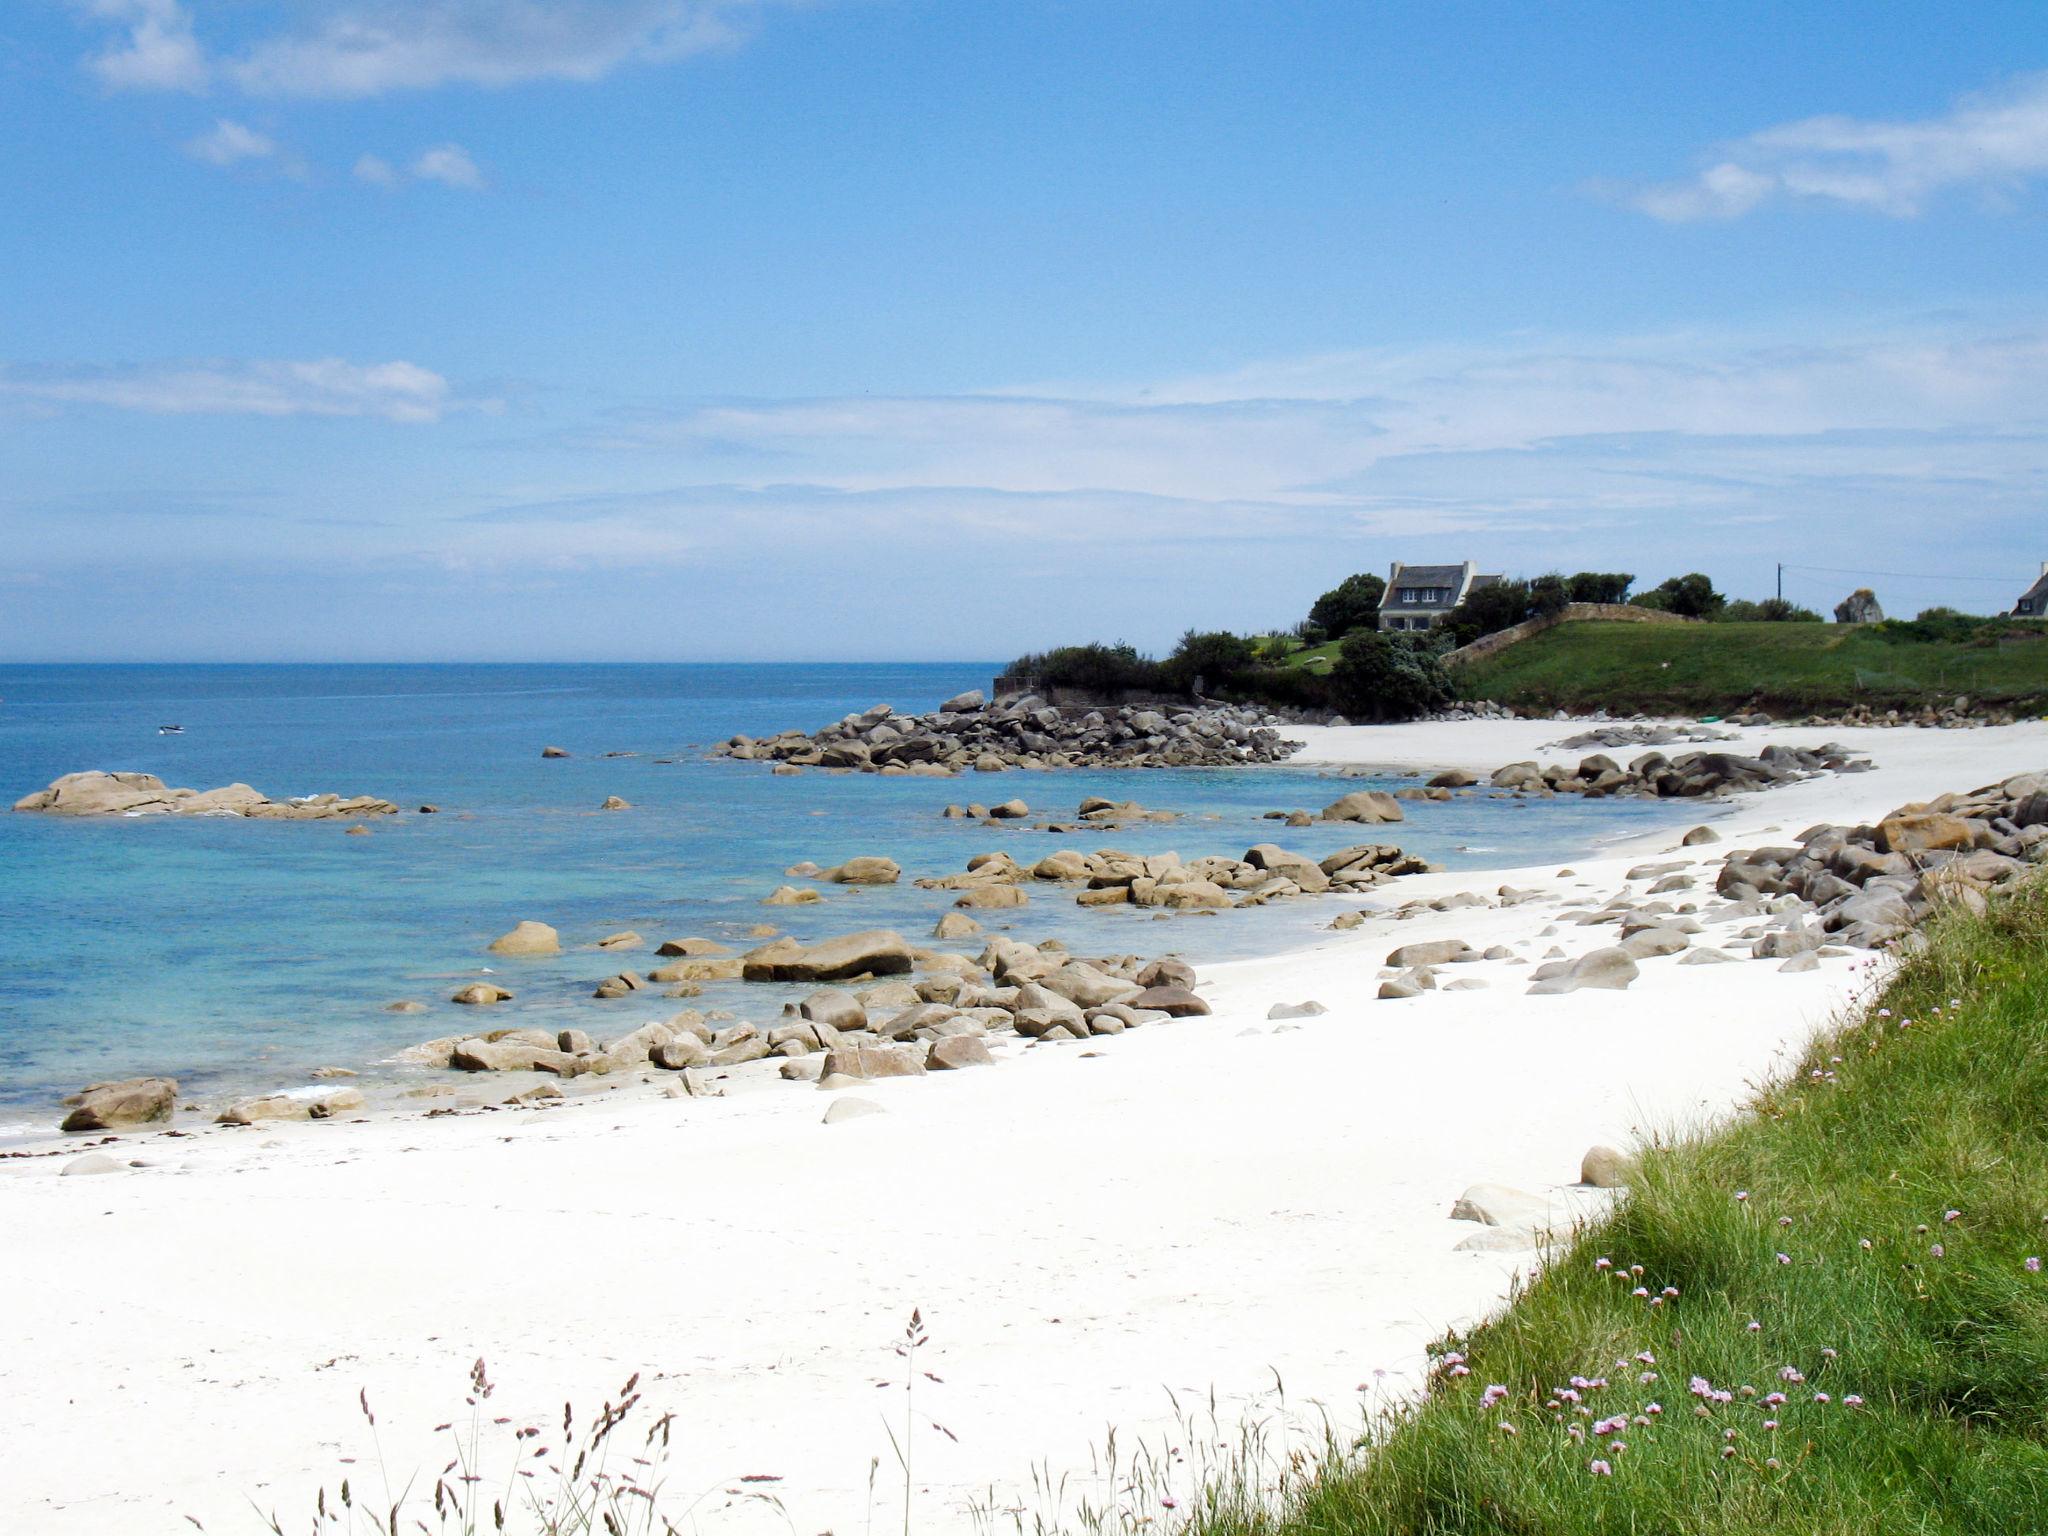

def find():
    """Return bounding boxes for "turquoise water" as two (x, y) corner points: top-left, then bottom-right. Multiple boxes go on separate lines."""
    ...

(0, 665), (1690, 1130)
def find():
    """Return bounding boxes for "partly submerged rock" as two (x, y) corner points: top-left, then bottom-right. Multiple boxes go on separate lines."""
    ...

(487, 921), (560, 957)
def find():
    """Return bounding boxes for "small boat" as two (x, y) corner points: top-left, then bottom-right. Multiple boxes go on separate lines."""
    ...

(157, 724), (184, 735)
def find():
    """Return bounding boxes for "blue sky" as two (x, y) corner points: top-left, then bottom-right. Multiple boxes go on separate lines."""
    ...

(3, 0), (2047, 660)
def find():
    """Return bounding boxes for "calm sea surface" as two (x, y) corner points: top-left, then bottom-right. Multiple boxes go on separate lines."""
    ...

(0, 664), (1692, 1132)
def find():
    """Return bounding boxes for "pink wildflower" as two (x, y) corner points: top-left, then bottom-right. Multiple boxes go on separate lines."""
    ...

(1588, 1458), (1612, 1476)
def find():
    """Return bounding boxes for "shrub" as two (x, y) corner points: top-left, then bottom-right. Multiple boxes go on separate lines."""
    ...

(1163, 630), (1260, 695)
(1329, 630), (1450, 720)
(1721, 598), (1823, 623)
(998, 642), (1165, 696)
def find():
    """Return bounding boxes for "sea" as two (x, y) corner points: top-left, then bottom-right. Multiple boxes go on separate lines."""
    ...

(0, 664), (1695, 1134)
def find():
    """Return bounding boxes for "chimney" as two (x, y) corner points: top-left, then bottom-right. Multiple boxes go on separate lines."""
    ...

(2040, 559), (2048, 576)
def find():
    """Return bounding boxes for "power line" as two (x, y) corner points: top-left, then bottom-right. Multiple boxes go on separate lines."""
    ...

(1779, 562), (2018, 586)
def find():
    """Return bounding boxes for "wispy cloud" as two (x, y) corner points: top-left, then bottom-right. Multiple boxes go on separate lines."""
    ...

(184, 117), (275, 165)
(410, 142), (485, 188)
(82, 0), (208, 92)
(0, 358), (465, 422)
(351, 144), (486, 189)
(352, 153), (400, 187)
(80, 0), (773, 101)
(587, 325), (2048, 512)
(1629, 71), (2048, 221)
(180, 116), (310, 180)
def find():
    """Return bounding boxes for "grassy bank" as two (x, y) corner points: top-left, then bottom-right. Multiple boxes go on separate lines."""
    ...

(1455, 619), (2048, 716)
(1185, 875), (2048, 1535)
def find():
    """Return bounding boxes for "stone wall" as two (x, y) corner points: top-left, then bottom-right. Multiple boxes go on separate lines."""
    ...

(1443, 603), (1698, 667)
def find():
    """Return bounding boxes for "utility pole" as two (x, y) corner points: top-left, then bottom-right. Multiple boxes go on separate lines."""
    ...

(1777, 562), (1783, 603)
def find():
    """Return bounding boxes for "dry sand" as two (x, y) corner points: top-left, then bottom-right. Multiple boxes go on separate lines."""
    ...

(6, 717), (2044, 1535)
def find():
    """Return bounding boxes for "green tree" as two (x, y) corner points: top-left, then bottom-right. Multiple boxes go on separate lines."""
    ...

(1443, 579), (1533, 647)
(1329, 630), (1451, 721)
(1306, 572), (1387, 639)
(1635, 572), (1726, 618)
(1566, 571), (1634, 604)
(1163, 629), (1258, 695)
(1529, 572), (1571, 619)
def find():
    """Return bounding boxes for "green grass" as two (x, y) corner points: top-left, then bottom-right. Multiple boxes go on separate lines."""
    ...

(1187, 875), (2048, 1535)
(1456, 620), (2048, 716)
(1283, 639), (1342, 676)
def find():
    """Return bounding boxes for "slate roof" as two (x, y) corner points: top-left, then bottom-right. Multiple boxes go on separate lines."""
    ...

(2017, 571), (2048, 612)
(1388, 564), (1467, 592)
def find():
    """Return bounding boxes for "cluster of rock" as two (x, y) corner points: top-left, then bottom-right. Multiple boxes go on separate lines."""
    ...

(403, 930), (1212, 1087)
(715, 692), (1301, 773)
(1723, 698), (2022, 731)
(1484, 742), (1869, 800)
(942, 795), (1180, 830)
(1416, 699), (1517, 723)
(908, 836), (1438, 912)
(1708, 772), (2048, 949)
(1543, 724), (1735, 752)
(14, 771), (400, 820)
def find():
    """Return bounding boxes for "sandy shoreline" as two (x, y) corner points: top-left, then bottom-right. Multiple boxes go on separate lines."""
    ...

(6, 716), (2044, 1535)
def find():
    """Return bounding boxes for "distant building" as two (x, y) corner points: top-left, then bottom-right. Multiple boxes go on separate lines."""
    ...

(1378, 561), (1502, 632)
(2015, 562), (2048, 617)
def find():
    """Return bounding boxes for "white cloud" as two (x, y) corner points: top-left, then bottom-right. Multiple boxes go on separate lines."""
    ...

(352, 153), (400, 187)
(0, 359), (463, 423)
(1632, 71), (2048, 220)
(410, 143), (484, 189)
(589, 325), (2048, 512)
(184, 118), (277, 166)
(82, 0), (208, 92)
(79, 0), (776, 100)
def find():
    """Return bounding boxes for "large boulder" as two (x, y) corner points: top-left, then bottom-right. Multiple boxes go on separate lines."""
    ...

(1242, 844), (1331, 893)
(487, 921), (560, 957)
(15, 771), (184, 816)
(824, 856), (902, 885)
(820, 1043), (927, 1081)
(955, 885), (1029, 909)
(940, 690), (986, 713)
(1036, 963), (1141, 1009)
(1450, 1183), (1549, 1227)
(799, 989), (869, 1031)
(926, 1036), (995, 1070)
(1321, 790), (1405, 824)
(1124, 985), (1209, 1017)
(1527, 947), (1638, 994)
(450, 1038), (588, 1075)
(451, 982), (514, 1005)
(60, 1077), (178, 1132)
(743, 930), (914, 983)
(216, 1087), (365, 1125)
(1877, 811), (1976, 855)
(1385, 939), (1476, 968)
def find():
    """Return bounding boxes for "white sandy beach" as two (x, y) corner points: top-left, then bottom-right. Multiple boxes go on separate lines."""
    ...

(6, 717), (2044, 1536)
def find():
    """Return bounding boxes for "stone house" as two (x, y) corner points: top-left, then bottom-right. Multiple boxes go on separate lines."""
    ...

(1377, 561), (1503, 632)
(2014, 562), (2048, 617)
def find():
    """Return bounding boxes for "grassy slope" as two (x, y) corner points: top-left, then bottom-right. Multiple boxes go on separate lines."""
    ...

(1191, 877), (2048, 1535)
(1456, 621), (2048, 715)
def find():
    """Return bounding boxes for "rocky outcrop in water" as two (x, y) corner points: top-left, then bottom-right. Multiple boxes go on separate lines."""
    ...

(14, 772), (400, 820)
(717, 695), (1300, 773)
(908, 839), (1436, 910)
